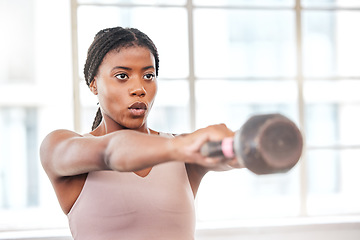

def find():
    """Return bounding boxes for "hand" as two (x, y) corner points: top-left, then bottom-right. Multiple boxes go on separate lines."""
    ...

(171, 124), (236, 168)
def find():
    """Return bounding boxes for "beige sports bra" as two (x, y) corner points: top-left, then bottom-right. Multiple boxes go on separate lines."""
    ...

(67, 133), (195, 240)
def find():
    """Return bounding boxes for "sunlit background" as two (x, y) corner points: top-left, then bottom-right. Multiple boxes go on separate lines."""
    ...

(1, 0), (360, 238)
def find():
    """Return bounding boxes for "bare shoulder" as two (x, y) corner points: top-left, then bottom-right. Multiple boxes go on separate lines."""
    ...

(40, 130), (92, 214)
(42, 129), (84, 145)
(40, 129), (104, 178)
(40, 130), (74, 173)
(40, 130), (82, 163)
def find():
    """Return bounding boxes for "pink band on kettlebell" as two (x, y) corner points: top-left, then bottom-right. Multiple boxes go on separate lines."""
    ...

(222, 137), (235, 159)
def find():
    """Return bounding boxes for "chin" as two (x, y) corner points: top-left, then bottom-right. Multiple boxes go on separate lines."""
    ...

(124, 119), (146, 130)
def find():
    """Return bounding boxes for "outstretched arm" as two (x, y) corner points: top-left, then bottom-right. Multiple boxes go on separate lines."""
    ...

(40, 124), (241, 179)
(40, 129), (174, 178)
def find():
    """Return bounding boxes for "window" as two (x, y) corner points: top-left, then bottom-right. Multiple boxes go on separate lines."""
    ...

(0, 0), (72, 230)
(1, 0), (359, 232)
(74, 0), (360, 222)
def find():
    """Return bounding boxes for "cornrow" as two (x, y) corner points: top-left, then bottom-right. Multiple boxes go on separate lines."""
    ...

(83, 27), (160, 130)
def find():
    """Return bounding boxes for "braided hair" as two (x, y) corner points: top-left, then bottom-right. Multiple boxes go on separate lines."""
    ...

(83, 27), (160, 130)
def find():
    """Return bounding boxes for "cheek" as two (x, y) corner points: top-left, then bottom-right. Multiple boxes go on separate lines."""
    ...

(152, 84), (158, 97)
(98, 86), (127, 108)
(148, 84), (158, 104)
(150, 82), (158, 96)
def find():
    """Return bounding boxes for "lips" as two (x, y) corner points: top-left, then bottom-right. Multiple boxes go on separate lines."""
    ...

(128, 101), (148, 117)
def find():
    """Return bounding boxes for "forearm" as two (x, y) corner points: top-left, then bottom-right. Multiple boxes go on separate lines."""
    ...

(103, 129), (235, 172)
(42, 125), (238, 178)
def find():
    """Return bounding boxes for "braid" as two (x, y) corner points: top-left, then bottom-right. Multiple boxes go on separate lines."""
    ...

(91, 107), (102, 131)
(84, 27), (160, 131)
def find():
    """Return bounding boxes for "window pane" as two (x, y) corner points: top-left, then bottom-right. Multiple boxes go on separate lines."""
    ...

(307, 149), (360, 215)
(197, 167), (301, 221)
(194, 0), (294, 6)
(0, 0), (35, 84)
(303, 10), (360, 77)
(77, 0), (185, 5)
(195, 79), (301, 220)
(77, 6), (188, 79)
(304, 80), (360, 146)
(148, 79), (190, 134)
(302, 0), (360, 7)
(195, 80), (299, 129)
(0, 108), (38, 209)
(0, 0), (75, 230)
(194, 9), (296, 78)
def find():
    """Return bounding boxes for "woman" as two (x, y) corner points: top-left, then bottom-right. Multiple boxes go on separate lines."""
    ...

(40, 27), (242, 240)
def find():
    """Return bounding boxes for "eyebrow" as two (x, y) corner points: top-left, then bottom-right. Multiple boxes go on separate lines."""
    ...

(111, 66), (155, 71)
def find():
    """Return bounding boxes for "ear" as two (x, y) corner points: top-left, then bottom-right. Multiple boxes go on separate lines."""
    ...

(89, 78), (98, 95)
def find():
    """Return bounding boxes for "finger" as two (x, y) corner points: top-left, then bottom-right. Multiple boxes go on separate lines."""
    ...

(202, 157), (223, 167)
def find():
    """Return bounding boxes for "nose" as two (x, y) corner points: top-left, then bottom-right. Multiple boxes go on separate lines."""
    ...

(130, 87), (146, 97)
(129, 82), (146, 97)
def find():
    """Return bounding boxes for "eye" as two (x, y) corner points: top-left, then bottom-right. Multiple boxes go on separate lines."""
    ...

(115, 73), (128, 80)
(144, 73), (155, 81)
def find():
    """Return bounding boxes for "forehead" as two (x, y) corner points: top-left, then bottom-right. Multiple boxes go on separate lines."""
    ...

(102, 46), (155, 67)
